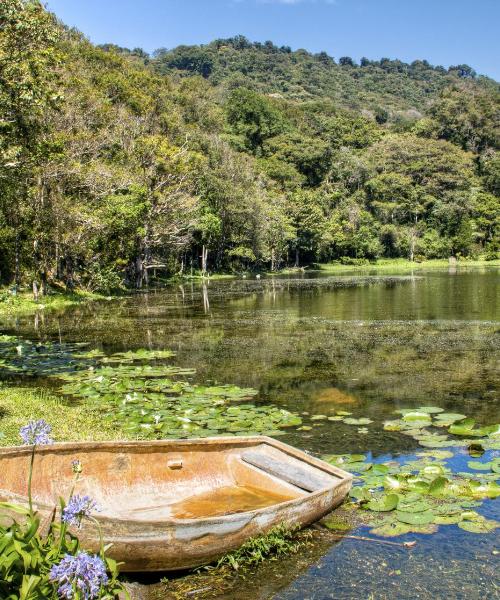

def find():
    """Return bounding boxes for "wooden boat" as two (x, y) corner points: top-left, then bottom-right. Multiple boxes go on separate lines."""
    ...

(0, 436), (352, 572)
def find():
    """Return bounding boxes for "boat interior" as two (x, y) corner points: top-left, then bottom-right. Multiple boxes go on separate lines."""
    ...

(0, 440), (343, 521)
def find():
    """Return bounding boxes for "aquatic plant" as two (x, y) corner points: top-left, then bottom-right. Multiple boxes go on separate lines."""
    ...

(214, 523), (311, 571)
(323, 405), (500, 539)
(0, 336), (303, 438)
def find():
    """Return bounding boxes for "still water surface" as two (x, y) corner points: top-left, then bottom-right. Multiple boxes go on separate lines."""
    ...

(3, 266), (499, 598)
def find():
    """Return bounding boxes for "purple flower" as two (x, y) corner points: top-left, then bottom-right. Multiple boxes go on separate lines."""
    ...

(19, 419), (53, 446)
(62, 495), (99, 527)
(50, 552), (108, 600)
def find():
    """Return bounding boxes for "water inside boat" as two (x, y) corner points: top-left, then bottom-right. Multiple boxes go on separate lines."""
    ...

(170, 484), (296, 519)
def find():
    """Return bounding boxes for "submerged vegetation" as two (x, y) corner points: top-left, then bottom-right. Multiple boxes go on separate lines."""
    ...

(1, 1), (499, 298)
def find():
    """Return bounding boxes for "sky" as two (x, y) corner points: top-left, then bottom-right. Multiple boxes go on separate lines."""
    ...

(45, 0), (500, 80)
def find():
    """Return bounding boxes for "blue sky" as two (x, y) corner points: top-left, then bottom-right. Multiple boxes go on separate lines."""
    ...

(46, 0), (499, 80)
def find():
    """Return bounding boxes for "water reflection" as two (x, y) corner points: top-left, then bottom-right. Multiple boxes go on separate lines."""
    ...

(0, 267), (498, 599)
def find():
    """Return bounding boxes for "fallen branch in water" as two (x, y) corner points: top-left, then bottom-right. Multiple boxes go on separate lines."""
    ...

(328, 533), (416, 548)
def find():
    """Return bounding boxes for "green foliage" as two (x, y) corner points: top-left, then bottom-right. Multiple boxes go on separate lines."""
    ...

(214, 523), (309, 571)
(0, 421), (124, 599)
(0, 504), (123, 599)
(0, 6), (498, 289)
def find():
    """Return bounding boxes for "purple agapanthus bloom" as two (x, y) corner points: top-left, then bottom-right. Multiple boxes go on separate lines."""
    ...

(62, 495), (99, 527)
(49, 552), (108, 600)
(19, 419), (53, 446)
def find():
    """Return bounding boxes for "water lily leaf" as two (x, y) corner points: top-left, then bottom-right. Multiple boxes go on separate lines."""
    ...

(369, 521), (412, 538)
(366, 493), (399, 512)
(343, 417), (373, 425)
(349, 486), (370, 501)
(336, 411), (352, 416)
(467, 461), (492, 471)
(417, 450), (454, 460)
(422, 464), (446, 477)
(396, 510), (435, 525)
(402, 411), (432, 422)
(457, 518), (499, 533)
(435, 413), (467, 423)
(417, 406), (444, 414)
(396, 500), (431, 513)
(429, 476), (449, 496)
(372, 464), (390, 475)
(383, 420), (404, 431)
(418, 439), (454, 448)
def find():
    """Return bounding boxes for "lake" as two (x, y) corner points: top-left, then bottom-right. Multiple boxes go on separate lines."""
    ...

(2, 265), (499, 599)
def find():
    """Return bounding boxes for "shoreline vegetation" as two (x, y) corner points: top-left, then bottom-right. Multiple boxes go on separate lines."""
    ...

(1, 257), (498, 319)
(2, 2), (498, 305)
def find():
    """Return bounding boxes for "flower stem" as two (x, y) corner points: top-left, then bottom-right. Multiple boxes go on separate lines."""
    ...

(27, 445), (36, 514)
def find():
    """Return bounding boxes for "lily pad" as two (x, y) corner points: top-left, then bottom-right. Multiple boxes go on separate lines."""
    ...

(343, 417), (373, 425)
(366, 493), (399, 512)
(396, 510), (435, 525)
(457, 518), (499, 533)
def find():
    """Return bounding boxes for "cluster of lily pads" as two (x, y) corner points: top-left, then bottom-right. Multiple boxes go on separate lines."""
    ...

(0, 336), (98, 377)
(323, 450), (500, 537)
(383, 406), (499, 451)
(0, 334), (303, 438)
(58, 361), (302, 438)
(299, 411), (372, 434)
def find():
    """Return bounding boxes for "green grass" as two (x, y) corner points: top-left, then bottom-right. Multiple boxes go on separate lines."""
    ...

(317, 258), (500, 274)
(0, 288), (107, 319)
(0, 384), (127, 446)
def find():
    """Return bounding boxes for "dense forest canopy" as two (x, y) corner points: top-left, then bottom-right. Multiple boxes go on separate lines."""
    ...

(1, 1), (499, 293)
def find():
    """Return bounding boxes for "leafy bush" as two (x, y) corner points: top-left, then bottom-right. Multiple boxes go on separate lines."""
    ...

(0, 420), (125, 599)
(339, 257), (369, 266)
(85, 264), (123, 295)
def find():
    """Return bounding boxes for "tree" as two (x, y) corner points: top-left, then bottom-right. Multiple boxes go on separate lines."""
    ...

(226, 88), (287, 153)
(428, 84), (500, 152)
(0, 0), (62, 294)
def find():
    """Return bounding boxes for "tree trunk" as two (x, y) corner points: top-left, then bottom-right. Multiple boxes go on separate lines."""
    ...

(294, 248), (299, 268)
(14, 232), (20, 292)
(201, 245), (208, 276)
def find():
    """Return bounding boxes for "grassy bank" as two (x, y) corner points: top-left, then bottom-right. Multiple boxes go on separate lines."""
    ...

(0, 384), (126, 446)
(0, 288), (109, 319)
(316, 258), (500, 274)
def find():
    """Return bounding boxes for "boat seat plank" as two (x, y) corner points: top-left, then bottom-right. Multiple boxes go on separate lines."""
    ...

(241, 451), (331, 492)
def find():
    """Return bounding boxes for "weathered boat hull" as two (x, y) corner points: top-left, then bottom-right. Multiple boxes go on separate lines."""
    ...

(0, 437), (352, 571)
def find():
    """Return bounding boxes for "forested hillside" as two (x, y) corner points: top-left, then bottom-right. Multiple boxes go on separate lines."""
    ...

(1, 1), (499, 294)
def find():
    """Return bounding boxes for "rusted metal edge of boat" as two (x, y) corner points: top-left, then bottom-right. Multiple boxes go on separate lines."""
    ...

(0, 436), (352, 572)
